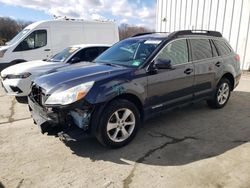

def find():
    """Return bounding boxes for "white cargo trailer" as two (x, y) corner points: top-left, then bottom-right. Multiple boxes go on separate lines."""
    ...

(0, 19), (119, 70)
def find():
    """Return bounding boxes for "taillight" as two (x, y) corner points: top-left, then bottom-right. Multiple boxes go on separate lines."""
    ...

(234, 54), (240, 62)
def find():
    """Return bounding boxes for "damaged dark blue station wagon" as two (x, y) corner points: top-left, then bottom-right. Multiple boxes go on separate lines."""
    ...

(28, 30), (241, 148)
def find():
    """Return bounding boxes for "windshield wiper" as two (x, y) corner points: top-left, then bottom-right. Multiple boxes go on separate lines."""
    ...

(104, 63), (116, 67)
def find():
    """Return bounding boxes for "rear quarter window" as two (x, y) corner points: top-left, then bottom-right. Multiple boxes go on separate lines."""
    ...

(213, 40), (232, 56)
(210, 40), (219, 57)
(190, 39), (213, 61)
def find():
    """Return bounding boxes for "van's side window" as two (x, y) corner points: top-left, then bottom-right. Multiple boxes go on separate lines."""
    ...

(156, 39), (188, 65)
(213, 40), (231, 56)
(190, 39), (212, 61)
(14, 30), (47, 51)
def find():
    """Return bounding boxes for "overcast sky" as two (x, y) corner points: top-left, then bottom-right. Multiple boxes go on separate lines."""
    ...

(0, 0), (156, 28)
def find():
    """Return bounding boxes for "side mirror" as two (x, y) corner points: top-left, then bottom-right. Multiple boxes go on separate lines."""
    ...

(70, 57), (81, 64)
(154, 58), (173, 69)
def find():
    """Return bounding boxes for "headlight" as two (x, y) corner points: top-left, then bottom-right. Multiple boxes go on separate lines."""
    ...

(45, 81), (94, 105)
(6, 72), (31, 79)
(0, 49), (7, 58)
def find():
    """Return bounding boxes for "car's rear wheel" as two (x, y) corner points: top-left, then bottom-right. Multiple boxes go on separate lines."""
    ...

(207, 78), (231, 109)
(95, 99), (140, 148)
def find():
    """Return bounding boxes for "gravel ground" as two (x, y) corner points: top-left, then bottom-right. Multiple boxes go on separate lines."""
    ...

(0, 74), (250, 188)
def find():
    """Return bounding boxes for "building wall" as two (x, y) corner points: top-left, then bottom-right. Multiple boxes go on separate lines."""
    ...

(156, 0), (250, 70)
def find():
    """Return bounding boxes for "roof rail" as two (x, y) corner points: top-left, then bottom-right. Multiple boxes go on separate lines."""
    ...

(132, 32), (155, 37)
(132, 32), (169, 37)
(169, 30), (222, 38)
(132, 30), (222, 38)
(54, 16), (114, 23)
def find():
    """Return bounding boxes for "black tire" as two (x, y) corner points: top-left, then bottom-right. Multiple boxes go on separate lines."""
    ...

(15, 96), (28, 104)
(207, 78), (231, 109)
(95, 99), (140, 148)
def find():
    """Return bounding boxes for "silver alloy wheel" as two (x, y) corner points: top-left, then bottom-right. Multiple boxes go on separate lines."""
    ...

(106, 108), (136, 143)
(217, 82), (230, 105)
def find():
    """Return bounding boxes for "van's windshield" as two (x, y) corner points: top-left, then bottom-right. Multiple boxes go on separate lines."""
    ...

(6, 29), (30, 46)
(95, 38), (162, 67)
(48, 47), (80, 62)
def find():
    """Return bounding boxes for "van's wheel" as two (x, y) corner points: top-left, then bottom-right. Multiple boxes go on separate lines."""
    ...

(207, 78), (231, 109)
(95, 99), (140, 148)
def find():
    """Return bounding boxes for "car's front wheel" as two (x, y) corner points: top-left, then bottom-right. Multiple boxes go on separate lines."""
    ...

(207, 78), (231, 109)
(95, 99), (140, 148)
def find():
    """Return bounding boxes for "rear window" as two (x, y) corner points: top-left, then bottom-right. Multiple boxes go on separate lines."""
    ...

(190, 39), (213, 61)
(98, 47), (109, 53)
(213, 40), (231, 56)
(72, 47), (107, 62)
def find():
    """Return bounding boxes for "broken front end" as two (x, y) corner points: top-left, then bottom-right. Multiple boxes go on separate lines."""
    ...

(28, 84), (95, 134)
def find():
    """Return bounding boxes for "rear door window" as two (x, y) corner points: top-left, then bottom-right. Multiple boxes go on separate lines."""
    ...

(190, 39), (213, 61)
(213, 40), (231, 56)
(72, 47), (102, 62)
(98, 47), (109, 54)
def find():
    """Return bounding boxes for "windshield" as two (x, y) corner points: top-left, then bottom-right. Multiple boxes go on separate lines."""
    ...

(48, 47), (80, 62)
(7, 29), (30, 46)
(95, 38), (162, 67)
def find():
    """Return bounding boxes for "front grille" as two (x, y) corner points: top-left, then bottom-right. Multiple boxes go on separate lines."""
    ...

(30, 84), (46, 106)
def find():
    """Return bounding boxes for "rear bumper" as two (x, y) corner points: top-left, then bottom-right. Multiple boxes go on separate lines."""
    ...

(234, 73), (242, 89)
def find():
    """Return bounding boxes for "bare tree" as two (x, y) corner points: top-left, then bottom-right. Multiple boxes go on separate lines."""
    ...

(0, 17), (153, 45)
(0, 17), (32, 45)
(119, 24), (154, 40)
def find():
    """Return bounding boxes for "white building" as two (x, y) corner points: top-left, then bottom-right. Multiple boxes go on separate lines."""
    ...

(156, 0), (250, 70)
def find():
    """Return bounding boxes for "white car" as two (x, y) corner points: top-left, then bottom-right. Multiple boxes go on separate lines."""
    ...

(0, 44), (110, 101)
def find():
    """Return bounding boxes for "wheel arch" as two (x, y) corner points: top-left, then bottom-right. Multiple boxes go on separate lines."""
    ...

(0, 59), (27, 71)
(220, 72), (235, 91)
(90, 92), (144, 135)
(10, 59), (27, 64)
(105, 93), (144, 120)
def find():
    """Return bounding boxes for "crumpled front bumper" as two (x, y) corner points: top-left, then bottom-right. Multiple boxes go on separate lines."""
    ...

(28, 97), (60, 133)
(28, 96), (94, 134)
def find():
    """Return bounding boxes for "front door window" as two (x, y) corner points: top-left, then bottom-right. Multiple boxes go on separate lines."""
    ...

(14, 30), (47, 51)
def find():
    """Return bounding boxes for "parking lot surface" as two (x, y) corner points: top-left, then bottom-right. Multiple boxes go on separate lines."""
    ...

(0, 74), (250, 188)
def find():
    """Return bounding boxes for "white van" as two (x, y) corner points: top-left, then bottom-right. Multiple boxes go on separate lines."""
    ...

(0, 19), (119, 71)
